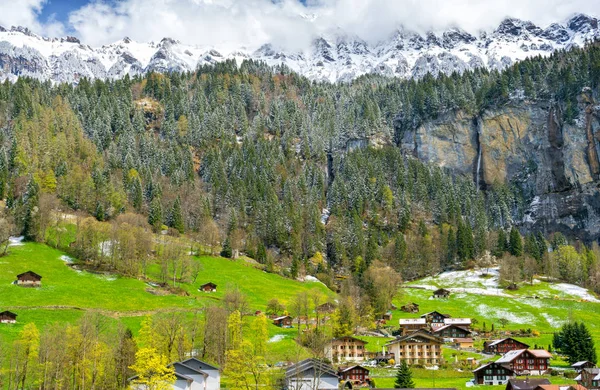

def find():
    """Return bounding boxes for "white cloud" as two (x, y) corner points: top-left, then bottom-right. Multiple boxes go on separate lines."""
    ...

(2, 0), (600, 49)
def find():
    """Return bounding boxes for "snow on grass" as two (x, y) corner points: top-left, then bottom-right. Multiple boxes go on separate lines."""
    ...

(551, 283), (600, 303)
(8, 236), (24, 246)
(542, 313), (564, 328)
(475, 303), (535, 324)
(410, 268), (511, 297)
(59, 255), (74, 263)
(268, 335), (286, 343)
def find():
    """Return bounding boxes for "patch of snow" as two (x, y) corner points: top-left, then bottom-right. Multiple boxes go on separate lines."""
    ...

(268, 335), (285, 343)
(8, 236), (24, 246)
(542, 313), (564, 328)
(475, 303), (535, 324)
(552, 283), (600, 302)
(60, 255), (74, 263)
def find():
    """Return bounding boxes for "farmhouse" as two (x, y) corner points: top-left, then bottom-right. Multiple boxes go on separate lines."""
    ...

(198, 282), (217, 292)
(16, 271), (42, 287)
(286, 359), (338, 390)
(0, 311), (17, 324)
(505, 379), (551, 390)
(129, 357), (220, 390)
(432, 288), (450, 299)
(443, 318), (471, 329)
(432, 324), (471, 339)
(401, 303), (420, 313)
(453, 338), (474, 349)
(337, 365), (369, 384)
(575, 367), (600, 389)
(385, 329), (443, 366)
(316, 302), (336, 314)
(382, 311), (393, 321)
(496, 349), (552, 375)
(273, 315), (293, 328)
(473, 362), (516, 385)
(484, 338), (530, 354)
(324, 336), (368, 362)
(399, 318), (428, 335)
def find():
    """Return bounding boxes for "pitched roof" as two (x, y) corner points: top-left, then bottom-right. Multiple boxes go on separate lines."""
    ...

(0, 311), (17, 317)
(386, 330), (443, 346)
(496, 349), (552, 363)
(200, 282), (216, 287)
(172, 362), (209, 377)
(444, 318), (471, 325)
(529, 349), (552, 358)
(453, 338), (473, 343)
(330, 336), (368, 345)
(338, 365), (369, 373)
(537, 385), (588, 390)
(508, 379), (551, 390)
(420, 311), (449, 318)
(286, 359), (337, 378)
(273, 315), (292, 321)
(17, 271), (42, 279)
(473, 362), (515, 374)
(432, 324), (471, 334)
(572, 361), (594, 368)
(180, 357), (219, 371)
(486, 338), (530, 348)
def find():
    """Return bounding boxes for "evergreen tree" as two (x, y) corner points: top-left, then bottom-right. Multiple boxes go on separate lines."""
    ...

(509, 227), (523, 257)
(394, 360), (415, 388)
(456, 221), (474, 261)
(220, 237), (233, 259)
(169, 197), (185, 233)
(494, 229), (508, 257)
(148, 197), (163, 231)
(554, 322), (597, 364)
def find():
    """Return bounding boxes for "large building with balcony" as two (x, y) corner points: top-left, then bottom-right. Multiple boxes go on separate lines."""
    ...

(385, 330), (443, 366)
(324, 336), (368, 363)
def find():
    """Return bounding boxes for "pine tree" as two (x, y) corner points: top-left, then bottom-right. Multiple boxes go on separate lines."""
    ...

(220, 237), (233, 259)
(169, 197), (185, 233)
(148, 197), (163, 231)
(494, 229), (508, 257)
(394, 360), (415, 388)
(509, 227), (523, 257)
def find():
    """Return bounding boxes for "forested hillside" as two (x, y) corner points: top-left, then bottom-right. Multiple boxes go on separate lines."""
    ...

(0, 41), (599, 296)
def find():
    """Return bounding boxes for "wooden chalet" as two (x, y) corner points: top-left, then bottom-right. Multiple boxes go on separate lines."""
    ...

(453, 338), (474, 349)
(573, 361), (597, 372)
(399, 318), (428, 335)
(432, 288), (450, 299)
(337, 365), (369, 383)
(496, 349), (552, 376)
(484, 338), (530, 354)
(421, 311), (450, 325)
(0, 311), (17, 324)
(443, 318), (471, 329)
(385, 329), (443, 366)
(325, 336), (368, 362)
(199, 282), (217, 292)
(473, 362), (516, 386)
(576, 368), (600, 389)
(506, 379), (551, 390)
(382, 311), (393, 321)
(317, 302), (336, 314)
(432, 324), (471, 339)
(272, 315), (293, 328)
(401, 303), (420, 313)
(16, 271), (42, 287)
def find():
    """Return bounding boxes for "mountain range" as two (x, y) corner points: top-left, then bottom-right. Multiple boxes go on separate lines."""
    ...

(0, 14), (599, 84)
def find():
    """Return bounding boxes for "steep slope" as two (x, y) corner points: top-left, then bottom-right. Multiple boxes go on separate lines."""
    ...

(0, 14), (599, 83)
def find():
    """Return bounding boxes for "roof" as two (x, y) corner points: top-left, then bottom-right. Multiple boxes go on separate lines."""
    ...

(180, 357), (219, 371)
(386, 330), (443, 346)
(572, 361), (594, 368)
(433, 288), (450, 293)
(273, 315), (292, 321)
(486, 338), (530, 348)
(402, 302), (420, 307)
(330, 336), (368, 345)
(454, 338), (473, 343)
(338, 365), (369, 373)
(537, 385), (588, 390)
(508, 379), (551, 390)
(172, 362), (209, 377)
(473, 362), (515, 374)
(0, 310), (17, 317)
(200, 282), (217, 287)
(17, 271), (42, 279)
(399, 318), (426, 325)
(420, 311), (449, 318)
(496, 349), (551, 364)
(444, 318), (471, 325)
(286, 358), (337, 378)
(433, 324), (471, 333)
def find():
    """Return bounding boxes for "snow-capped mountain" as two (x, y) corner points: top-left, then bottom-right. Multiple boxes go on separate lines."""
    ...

(0, 14), (599, 84)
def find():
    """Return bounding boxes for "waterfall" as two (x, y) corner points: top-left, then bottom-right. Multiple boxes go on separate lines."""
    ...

(476, 140), (482, 191)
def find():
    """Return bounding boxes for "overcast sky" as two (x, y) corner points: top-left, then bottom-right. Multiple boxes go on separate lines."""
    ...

(0, 0), (598, 50)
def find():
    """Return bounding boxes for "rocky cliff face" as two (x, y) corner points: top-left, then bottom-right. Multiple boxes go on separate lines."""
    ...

(396, 93), (600, 242)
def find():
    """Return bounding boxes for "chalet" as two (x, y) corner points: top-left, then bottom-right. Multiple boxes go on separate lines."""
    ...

(453, 338), (474, 349)
(0, 311), (17, 324)
(129, 357), (220, 390)
(473, 362), (516, 385)
(382, 311), (393, 321)
(16, 271), (42, 287)
(432, 288), (450, 299)
(443, 318), (471, 329)
(537, 385), (589, 390)
(273, 315), (293, 328)
(316, 302), (336, 314)
(337, 365), (369, 384)
(496, 349), (552, 376)
(421, 311), (450, 326)
(399, 318), (428, 335)
(576, 368), (600, 389)
(199, 282), (217, 292)
(432, 324), (471, 339)
(385, 329), (443, 366)
(286, 359), (338, 390)
(324, 336), (368, 362)
(573, 361), (597, 372)
(484, 338), (530, 354)
(506, 379), (551, 390)
(401, 303), (420, 313)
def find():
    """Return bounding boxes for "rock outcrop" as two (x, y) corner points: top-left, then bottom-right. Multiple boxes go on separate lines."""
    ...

(396, 94), (600, 242)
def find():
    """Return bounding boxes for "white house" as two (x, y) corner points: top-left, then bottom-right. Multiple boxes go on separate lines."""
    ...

(286, 359), (338, 390)
(180, 358), (220, 390)
(130, 358), (220, 390)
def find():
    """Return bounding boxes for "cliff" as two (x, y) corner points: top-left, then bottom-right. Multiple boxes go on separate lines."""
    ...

(395, 92), (600, 242)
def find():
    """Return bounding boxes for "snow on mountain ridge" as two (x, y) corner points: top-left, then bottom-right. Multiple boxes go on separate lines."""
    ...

(0, 14), (598, 84)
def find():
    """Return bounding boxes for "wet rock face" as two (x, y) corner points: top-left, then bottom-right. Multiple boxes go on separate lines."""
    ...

(396, 99), (600, 242)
